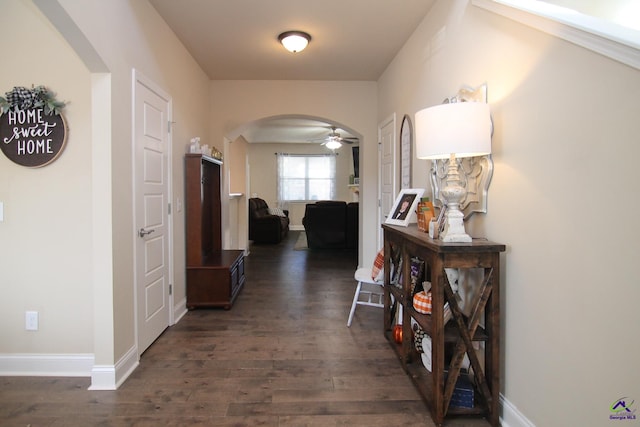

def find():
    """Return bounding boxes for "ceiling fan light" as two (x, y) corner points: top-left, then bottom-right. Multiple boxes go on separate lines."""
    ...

(325, 139), (342, 150)
(278, 31), (311, 53)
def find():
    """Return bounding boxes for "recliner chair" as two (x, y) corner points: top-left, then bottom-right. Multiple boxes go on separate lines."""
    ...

(248, 198), (289, 244)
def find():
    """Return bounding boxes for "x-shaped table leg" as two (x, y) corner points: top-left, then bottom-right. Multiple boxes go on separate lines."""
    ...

(442, 268), (494, 415)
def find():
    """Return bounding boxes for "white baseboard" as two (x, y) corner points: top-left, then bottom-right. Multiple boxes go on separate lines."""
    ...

(89, 344), (138, 390)
(0, 353), (94, 376)
(173, 298), (188, 324)
(501, 394), (536, 427)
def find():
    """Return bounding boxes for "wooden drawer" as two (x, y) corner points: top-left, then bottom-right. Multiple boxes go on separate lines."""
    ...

(186, 250), (245, 310)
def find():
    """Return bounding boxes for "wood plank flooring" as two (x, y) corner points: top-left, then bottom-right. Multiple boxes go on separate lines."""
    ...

(0, 231), (493, 426)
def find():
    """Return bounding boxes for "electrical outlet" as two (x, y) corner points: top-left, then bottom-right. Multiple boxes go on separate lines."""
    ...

(25, 311), (38, 331)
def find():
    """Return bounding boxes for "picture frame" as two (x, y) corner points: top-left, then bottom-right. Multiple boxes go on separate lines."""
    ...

(385, 188), (425, 226)
(399, 115), (413, 189)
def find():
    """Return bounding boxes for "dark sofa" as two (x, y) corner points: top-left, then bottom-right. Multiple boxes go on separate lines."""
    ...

(302, 201), (358, 249)
(248, 198), (290, 244)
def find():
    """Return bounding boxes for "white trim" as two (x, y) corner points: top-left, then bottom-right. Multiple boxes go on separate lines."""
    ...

(90, 73), (114, 394)
(174, 297), (188, 324)
(0, 353), (94, 377)
(472, 0), (640, 70)
(89, 345), (139, 390)
(377, 113), (396, 251)
(89, 365), (116, 390)
(500, 393), (536, 427)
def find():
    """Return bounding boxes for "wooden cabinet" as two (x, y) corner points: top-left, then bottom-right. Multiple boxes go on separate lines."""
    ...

(186, 250), (245, 310)
(382, 224), (505, 426)
(185, 154), (245, 309)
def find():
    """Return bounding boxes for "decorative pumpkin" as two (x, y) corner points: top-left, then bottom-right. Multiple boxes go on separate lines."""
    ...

(393, 324), (403, 344)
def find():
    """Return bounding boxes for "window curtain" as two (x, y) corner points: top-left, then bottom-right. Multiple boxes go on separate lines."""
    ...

(276, 153), (336, 206)
(276, 153), (289, 209)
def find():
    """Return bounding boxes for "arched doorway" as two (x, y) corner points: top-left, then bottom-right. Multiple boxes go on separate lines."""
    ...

(225, 114), (363, 260)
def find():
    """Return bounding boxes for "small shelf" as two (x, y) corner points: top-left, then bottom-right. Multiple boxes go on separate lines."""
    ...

(407, 307), (489, 342)
(201, 153), (223, 165)
(385, 329), (488, 416)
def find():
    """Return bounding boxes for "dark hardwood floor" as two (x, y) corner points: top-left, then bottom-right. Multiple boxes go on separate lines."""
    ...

(0, 231), (492, 426)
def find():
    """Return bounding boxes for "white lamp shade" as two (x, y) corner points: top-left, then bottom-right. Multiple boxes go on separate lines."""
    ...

(279, 32), (310, 53)
(415, 102), (492, 159)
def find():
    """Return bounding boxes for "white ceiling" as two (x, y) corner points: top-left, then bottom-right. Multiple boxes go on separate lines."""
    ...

(148, 0), (436, 143)
(240, 117), (359, 144)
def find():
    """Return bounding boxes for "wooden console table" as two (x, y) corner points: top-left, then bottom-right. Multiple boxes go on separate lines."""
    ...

(382, 224), (505, 426)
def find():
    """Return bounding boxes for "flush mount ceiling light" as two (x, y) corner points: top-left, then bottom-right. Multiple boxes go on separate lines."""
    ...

(278, 31), (311, 53)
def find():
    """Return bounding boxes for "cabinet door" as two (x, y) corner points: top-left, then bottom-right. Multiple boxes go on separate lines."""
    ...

(185, 154), (223, 265)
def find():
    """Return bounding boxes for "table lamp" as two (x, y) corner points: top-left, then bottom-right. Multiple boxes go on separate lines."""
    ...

(415, 102), (492, 242)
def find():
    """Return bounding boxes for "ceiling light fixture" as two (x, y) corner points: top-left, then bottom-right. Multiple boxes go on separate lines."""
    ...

(324, 139), (342, 150)
(278, 31), (311, 53)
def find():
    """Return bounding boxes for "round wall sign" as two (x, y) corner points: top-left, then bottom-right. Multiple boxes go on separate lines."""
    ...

(0, 108), (67, 167)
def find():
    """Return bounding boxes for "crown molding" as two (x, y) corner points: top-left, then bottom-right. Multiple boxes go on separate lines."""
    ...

(472, 0), (640, 70)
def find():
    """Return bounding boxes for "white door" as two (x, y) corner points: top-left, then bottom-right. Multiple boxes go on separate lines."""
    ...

(378, 114), (396, 250)
(133, 71), (172, 354)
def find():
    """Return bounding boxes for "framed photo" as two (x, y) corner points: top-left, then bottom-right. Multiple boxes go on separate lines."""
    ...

(385, 188), (425, 226)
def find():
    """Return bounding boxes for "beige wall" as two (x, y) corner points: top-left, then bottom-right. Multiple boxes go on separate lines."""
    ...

(0, 0), (93, 354)
(54, 0), (211, 367)
(227, 135), (248, 249)
(0, 0), (211, 387)
(54, 0), (211, 373)
(228, 136), (248, 195)
(378, 1), (640, 426)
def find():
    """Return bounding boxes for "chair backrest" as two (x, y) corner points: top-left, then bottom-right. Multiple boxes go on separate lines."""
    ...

(249, 197), (269, 219)
(304, 201), (347, 228)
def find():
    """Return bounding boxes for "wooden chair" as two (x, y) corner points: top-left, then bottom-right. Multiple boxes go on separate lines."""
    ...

(347, 267), (384, 327)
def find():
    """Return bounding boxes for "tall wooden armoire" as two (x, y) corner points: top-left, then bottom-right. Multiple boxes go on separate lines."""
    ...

(184, 154), (245, 309)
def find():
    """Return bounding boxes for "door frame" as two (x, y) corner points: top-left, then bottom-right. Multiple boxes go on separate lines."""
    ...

(377, 113), (396, 250)
(131, 69), (174, 356)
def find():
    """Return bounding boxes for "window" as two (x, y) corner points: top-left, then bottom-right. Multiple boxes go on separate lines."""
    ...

(277, 153), (336, 202)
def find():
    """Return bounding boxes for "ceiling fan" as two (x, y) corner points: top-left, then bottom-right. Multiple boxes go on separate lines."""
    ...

(311, 126), (359, 149)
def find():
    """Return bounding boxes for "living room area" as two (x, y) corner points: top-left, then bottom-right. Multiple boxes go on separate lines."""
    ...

(237, 124), (362, 252)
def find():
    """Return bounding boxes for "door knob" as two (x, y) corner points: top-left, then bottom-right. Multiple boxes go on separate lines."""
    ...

(138, 227), (155, 238)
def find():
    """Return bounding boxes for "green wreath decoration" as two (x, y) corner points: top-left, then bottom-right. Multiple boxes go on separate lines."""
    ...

(0, 85), (66, 116)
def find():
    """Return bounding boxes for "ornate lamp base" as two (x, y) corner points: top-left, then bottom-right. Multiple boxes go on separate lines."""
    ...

(441, 208), (472, 242)
(440, 154), (472, 243)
